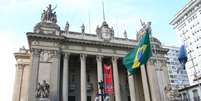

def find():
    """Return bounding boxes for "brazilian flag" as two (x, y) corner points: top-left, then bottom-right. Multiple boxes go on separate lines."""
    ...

(123, 31), (152, 75)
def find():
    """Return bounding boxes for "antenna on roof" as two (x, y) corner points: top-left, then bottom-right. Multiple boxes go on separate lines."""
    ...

(102, 0), (106, 21)
(88, 11), (91, 33)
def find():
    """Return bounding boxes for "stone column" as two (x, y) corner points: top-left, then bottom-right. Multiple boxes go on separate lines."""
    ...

(28, 49), (40, 101)
(80, 54), (87, 101)
(141, 65), (151, 101)
(62, 53), (70, 101)
(96, 55), (103, 101)
(50, 50), (61, 101)
(112, 57), (121, 101)
(13, 64), (25, 101)
(127, 72), (136, 101)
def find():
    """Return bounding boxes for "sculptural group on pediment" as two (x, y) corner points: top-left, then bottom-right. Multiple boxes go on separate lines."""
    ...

(41, 4), (57, 23)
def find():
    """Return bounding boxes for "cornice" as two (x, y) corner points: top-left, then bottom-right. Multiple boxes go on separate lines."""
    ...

(170, 0), (201, 25)
(27, 32), (136, 49)
(14, 52), (31, 60)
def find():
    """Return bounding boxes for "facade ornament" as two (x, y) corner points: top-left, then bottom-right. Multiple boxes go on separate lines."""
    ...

(96, 21), (114, 41)
(32, 48), (41, 56)
(64, 21), (69, 33)
(81, 24), (85, 33)
(123, 30), (128, 39)
(36, 80), (50, 98)
(41, 4), (57, 23)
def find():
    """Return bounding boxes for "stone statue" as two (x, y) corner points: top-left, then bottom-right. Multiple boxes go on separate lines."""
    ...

(36, 83), (42, 97)
(140, 20), (152, 34)
(110, 27), (114, 35)
(81, 24), (85, 33)
(36, 80), (50, 98)
(41, 10), (46, 21)
(140, 19), (146, 29)
(41, 4), (57, 23)
(64, 21), (69, 32)
(96, 25), (100, 33)
(123, 30), (127, 39)
(145, 22), (152, 33)
(52, 12), (57, 23)
(42, 80), (50, 97)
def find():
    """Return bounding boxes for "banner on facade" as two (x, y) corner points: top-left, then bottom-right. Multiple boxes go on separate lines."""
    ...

(103, 64), (113, 94)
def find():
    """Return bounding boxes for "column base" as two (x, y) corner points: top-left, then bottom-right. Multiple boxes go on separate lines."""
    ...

(37, 98), (50, 101)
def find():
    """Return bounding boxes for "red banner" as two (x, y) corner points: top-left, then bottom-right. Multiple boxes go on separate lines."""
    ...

(104, 64), (113, 94)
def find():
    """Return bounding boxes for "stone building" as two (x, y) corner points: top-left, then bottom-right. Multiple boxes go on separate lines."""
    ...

(13, 4), (169, 101)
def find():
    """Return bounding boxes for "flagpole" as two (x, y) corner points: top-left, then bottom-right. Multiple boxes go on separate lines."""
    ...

(150, 31), (165, 100)
(144, 64), (153, 101)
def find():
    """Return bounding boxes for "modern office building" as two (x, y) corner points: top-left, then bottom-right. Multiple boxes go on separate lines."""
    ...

(170, 0), (201, 85)
(163, 45), (189, 89)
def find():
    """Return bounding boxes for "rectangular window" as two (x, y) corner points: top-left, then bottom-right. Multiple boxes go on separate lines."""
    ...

(182, 93), (188, 101)
(193, 89), (200, 101)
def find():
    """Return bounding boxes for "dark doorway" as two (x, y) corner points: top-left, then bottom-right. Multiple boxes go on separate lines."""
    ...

(87, 96), (91, 101)
(68, 96), (75, 101)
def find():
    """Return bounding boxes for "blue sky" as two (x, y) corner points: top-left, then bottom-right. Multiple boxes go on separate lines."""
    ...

(0, 0), (187, 100)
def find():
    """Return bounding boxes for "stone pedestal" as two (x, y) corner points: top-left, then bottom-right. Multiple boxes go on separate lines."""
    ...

(34, 22), (60, 35)
(37, 98), (50, 101)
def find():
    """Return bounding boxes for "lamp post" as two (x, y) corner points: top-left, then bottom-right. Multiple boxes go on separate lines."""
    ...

(98, 80), (104, 101)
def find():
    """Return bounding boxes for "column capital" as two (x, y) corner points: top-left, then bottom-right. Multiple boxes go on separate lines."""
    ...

(96, 55), (103, 61)
(51, 50), (61, 58)
(31, 48), (41, 56)
(80, 54), (87, 60)
(64, 52), (70, 58)
(17, 64), (26, 70)
(112, 56), (119, 62)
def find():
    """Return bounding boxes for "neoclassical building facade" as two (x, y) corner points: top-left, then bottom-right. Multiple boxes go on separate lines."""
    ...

(13, 5), (169, 101)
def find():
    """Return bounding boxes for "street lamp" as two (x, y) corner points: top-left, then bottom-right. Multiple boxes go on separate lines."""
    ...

(98, 80), (104, 101)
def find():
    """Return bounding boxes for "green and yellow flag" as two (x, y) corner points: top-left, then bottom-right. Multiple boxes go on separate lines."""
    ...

(123, 31), (152, 75)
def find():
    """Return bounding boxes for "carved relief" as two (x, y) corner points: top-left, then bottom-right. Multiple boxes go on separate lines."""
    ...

(32, 40), (39, 46)
(40, 50), (51, 62)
